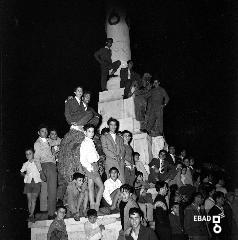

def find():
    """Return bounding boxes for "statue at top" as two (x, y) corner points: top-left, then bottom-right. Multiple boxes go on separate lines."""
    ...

(94, 38), (121, 91)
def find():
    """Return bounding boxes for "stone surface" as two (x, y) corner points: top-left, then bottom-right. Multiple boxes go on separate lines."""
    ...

(123, 96), (135, 119)
(132, 133), (153, 165)
(98, 97), (135, 123)
(107, 76), (121, 90)
(151, 136), (166, 158)
(98, 99), (124, 121)
(30, 214), (121, 240)
(106, 3), (131, 75)
(99, 88), (124, 103)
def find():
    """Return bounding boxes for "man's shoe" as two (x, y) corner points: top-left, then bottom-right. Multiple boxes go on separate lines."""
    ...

(108, 74), (118, 78)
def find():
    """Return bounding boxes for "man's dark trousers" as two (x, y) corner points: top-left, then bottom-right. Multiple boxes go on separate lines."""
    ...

(100, 60), (121, 91)
(41, 162), (57, 217)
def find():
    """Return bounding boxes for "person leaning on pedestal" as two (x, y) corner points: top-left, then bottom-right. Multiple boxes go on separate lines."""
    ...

(94, 38), (121, 91)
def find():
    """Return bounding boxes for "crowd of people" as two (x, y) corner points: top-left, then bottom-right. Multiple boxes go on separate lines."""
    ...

(20, 38), (238, 240)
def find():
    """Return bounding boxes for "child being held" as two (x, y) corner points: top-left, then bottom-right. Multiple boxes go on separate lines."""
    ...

(84, 209), (117, 240)
(47, 206), (68, 240)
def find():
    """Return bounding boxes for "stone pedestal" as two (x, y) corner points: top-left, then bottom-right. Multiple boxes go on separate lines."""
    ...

(151, 136), (166, 158)
(106, 76), (121, 90)
(99, 88), (124, 103)
(30, 214), (121, 240)
(98, 94), (152, 176)
(132, 133), (152, 166)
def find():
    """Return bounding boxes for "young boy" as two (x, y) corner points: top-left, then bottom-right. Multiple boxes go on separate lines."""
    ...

(169, 202), (184, 240)
(119, 184), (139, 232)
(47, 206), (68, 240)
(84, 209), (117, 240)
(133, 172), (153, 222)
(80, 124), (104, 211)
(34, 124), (57, 219)
(48, 129), (61, 160)
(20, 148), (42, 222)
(64, 172), (88, 219)
(103, 167), (122, 211)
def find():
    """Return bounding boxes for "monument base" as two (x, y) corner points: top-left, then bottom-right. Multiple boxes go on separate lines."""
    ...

(30, 214), (121, 240)
(99, 88), (124, 103)
(132, 133), (152, 166)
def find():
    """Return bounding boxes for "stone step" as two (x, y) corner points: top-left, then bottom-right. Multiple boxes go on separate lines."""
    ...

(30, 214), (121, 240)
(98, 96), (136, 120)
(99, 88), (124, 103)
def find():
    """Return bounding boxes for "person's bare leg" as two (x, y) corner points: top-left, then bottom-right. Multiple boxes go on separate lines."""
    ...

(88, 179), (95, 209)
(76, 192), (85, 213)
(94, 177), (104, 211)
(27, 193), (32, 215)
(83, 190), (89, 216)
(110, 189), (121, 210)
(30, 193), (38, 216)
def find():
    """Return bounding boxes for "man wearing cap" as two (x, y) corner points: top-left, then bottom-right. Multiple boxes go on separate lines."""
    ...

(94, 38), (121, 91)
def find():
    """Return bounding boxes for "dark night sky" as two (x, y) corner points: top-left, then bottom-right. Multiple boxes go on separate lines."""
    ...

(1, 0), (238, 203)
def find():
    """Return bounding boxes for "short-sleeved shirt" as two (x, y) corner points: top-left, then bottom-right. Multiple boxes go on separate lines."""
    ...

(20, 160), (41, 183)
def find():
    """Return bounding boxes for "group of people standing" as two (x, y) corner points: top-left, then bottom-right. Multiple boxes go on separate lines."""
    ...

(94, 38), (170, 137)
(19, 37), (238, 240)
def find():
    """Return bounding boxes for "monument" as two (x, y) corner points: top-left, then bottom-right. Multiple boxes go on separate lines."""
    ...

(30, 1), (153, 239)
(98, 0), (153, 175)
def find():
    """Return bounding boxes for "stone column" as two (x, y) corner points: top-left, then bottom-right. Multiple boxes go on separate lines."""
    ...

(98, 0), (152, 179)
(105, 0), (131, 90)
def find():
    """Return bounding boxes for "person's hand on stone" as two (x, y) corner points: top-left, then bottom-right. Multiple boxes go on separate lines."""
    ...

(99, 224), (105, 231)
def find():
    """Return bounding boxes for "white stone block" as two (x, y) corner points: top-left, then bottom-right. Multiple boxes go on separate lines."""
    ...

(30, 214), (121, 240)
(98, 99), (124, 121)
(119, 117), (140, 133)
(151, 136), (166, 158)
(123, 96), (135, 118)
(106, 76), (121, 90)
(132, 133), (153, 165)
(99, 88), (124, 103)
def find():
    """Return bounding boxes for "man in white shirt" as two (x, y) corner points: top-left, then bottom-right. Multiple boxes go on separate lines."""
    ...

(103, 167), (122, 211)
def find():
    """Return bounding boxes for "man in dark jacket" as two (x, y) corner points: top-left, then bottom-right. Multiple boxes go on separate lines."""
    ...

(125, 208), (158, 240)
(184, 192), (209, 240)
(154, 181), (171, 240)
(94, 38), (121, 91)
(120, 60), (140, 98)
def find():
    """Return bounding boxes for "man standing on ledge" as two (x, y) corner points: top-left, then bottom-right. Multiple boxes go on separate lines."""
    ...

(94, 38), (121, 91)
